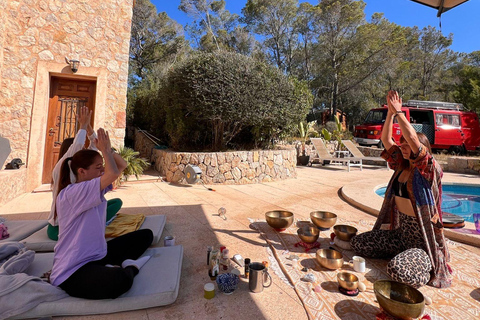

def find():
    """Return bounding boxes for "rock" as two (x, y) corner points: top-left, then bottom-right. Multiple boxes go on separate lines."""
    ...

(358, 282), (366, 292)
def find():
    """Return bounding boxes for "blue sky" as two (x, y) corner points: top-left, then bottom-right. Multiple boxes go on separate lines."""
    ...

(150, 0), (479, 54)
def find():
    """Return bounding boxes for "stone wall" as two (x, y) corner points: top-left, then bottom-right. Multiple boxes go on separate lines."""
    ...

(0, 168), (27, 206)
(153, 149), (297, 185)
(0, 0), (134, 199)
(134, 128), (157, 160)
(445, 156), (480, 175)
(357, 146), (383, 157)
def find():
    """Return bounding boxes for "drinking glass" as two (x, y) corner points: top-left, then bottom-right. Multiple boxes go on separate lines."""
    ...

(473, 214), (480, 233)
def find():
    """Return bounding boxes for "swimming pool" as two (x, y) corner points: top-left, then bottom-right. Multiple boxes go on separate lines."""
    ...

(375, 184), (480, 223)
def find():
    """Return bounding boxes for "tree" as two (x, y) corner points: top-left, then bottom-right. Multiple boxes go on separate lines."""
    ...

(293, 2), (321, 80)
(312, 0), (401, 120)
(242, 0), (299, 73)
(129, 0), (187, 80)
(417, 26), (454, 99)
(180, 0), (256, 53)
(128, 0), (189, 136)
(454, 51), (480, 113)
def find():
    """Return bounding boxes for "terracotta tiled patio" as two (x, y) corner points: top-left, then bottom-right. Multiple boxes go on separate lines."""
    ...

(2, 165), (480, 319)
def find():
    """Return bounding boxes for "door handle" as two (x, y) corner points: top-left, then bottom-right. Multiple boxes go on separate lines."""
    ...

(49, 128), (55, 136)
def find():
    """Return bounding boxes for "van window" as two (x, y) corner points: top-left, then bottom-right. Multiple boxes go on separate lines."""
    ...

(365, 109), (387, 124)
(436, 113), (460, 127)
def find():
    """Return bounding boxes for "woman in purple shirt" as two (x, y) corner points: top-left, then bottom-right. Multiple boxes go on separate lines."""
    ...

(50, 128), (153, 299)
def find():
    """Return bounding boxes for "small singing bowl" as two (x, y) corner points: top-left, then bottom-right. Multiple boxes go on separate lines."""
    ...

(337, 272), (359, 291)
(374, 280), (425, 320)
(333, 225), (358, 241)
(310, 211), (337, 229)
(265, 210), (294, 231)
(316, 248), (344, 270)
(297, 226), (320, 244)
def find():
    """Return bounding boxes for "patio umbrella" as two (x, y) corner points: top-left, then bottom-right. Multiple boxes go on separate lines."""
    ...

(410, 0), (469, 17)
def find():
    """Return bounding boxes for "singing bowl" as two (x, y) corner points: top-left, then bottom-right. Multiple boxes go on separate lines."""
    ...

(333, 225), (358, 241)
(265, 210), (294, 231)
(337, 272), (359, 291)
(310, 211), (337, 229)
(316, 248), (344, 270)
(374, 280), (425, 320)
(297, 226), (320, 244)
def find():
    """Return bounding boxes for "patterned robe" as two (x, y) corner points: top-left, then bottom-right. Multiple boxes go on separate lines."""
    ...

(374, 145), (452, 288)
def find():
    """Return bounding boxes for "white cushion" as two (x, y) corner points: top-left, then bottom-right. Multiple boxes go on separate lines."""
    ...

(22, 215), (166, 252)
(1, 220), (48, 242)
(13, 245), (183, 319)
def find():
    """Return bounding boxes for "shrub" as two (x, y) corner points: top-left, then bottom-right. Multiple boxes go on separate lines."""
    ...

(115, 147), (150, 186)
(159, 51), (313, 151)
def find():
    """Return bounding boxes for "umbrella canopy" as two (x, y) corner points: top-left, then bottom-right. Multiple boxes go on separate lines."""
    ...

(410, 0), (469, 17)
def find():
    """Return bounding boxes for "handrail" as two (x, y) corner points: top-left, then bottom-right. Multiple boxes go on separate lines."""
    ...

(136, 128), (163, 146)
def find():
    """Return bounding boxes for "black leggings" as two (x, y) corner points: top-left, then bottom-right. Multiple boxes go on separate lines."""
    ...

(59, 229), (153, 299)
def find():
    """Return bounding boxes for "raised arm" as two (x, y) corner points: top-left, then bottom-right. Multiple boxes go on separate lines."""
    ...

(113, 150), (127, 173)
(381, 91), (396, 150)
(87, 124), (98, 151)
(96, 128), (121, 191)
(388, 90), (420, 154)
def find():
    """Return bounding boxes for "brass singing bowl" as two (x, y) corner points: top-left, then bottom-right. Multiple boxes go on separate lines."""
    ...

(310, 211), (337, 229)
(316, 248), (344, 270)
(337, 272), (359, 291)
(265, 210), (294, 231)
(333, 224), (358, 241)
(374, 280), (425, 320)
(297, 226), (320, 244)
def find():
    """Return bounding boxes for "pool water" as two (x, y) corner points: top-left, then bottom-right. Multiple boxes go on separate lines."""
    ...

(375, 184), (480, 223)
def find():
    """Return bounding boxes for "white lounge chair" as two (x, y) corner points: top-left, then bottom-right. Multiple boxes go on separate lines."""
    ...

(309, 138), (362, 172)
(341, 140), (389, 169)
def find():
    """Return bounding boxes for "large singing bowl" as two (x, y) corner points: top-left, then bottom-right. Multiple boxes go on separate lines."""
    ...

(337, 272), (359, 291)
(297, 226), (320, 244)
(310, 211), (337, 229)
(265, 210), (294, 231)
(316, 248), (344, 270)
(333, 224), (358, 241)
(374, 280), (425, 320)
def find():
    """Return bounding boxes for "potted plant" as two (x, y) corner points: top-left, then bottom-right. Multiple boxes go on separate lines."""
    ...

(297, 121), (316, 166)
(114, 146), (150, 187)
(321, 115), (346, 153)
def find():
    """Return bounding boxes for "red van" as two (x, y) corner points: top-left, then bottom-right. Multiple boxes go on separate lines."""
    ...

(354, 100), (480, 154)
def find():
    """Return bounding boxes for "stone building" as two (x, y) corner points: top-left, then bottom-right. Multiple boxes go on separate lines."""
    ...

(0, 0), (134, 206)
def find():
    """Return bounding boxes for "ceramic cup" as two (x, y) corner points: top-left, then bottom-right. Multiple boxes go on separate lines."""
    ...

(164, 236), (175, 247)
(349, 256), (366, 273)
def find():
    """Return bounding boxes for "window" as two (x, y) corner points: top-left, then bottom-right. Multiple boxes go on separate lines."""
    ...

(435, 113), (460, 127)
(364, 109), (387, 124)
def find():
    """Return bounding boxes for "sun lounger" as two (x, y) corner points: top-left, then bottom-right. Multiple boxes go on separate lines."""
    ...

(1, 220), (48, 242)
(10, 245), (183, 319)
(341, 140), (389, 169)
(21, 214), (166, 252)
(309, 138), (362, 172)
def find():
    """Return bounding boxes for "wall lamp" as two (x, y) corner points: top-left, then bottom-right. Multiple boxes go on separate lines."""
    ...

(65, 58), (80, 73)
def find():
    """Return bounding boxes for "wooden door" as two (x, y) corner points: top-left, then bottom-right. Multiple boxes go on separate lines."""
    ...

(42, 77), (96, 184)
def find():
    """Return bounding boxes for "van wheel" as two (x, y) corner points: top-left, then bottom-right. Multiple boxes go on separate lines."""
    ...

(449, 145), (465, 155)
(377, 141), (383, 149)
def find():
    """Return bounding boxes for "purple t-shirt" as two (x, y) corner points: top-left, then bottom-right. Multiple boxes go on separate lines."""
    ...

(50, 177), (112, 286)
